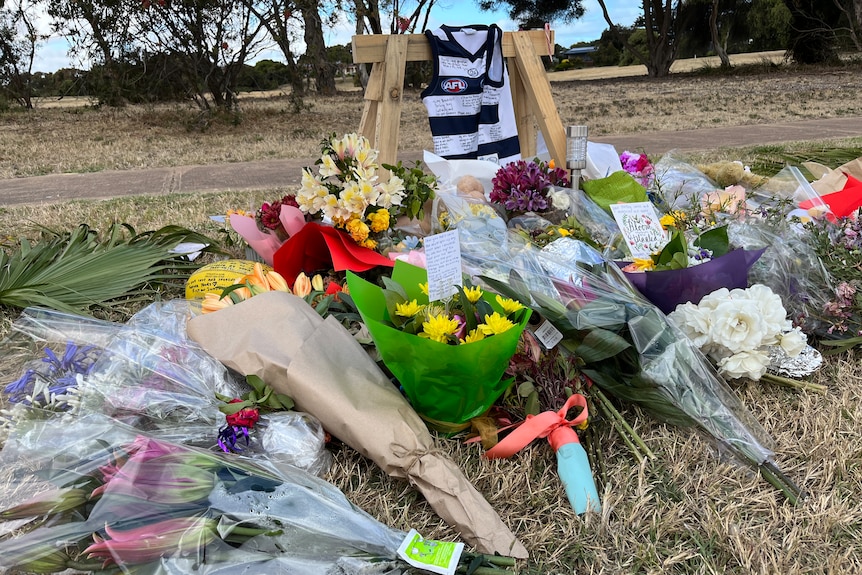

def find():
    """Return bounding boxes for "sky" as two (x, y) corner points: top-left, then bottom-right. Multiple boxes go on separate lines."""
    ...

(30, 0), (643, 74)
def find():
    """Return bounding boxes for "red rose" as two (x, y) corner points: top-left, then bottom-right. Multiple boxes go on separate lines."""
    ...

(225, 399), (260, 428)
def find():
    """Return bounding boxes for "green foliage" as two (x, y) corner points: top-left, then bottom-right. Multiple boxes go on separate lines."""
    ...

(748, 0), (792, 51)
(217, 374), (295, 414)
(782, 0), (843, 64)
(0, 223), (219, 315)
(382, 160), (438, 222)
(477, 0), (585, 28)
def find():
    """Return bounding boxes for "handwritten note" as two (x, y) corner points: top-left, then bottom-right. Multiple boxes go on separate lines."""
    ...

(424, 230), (462, 302)
(610, 202), (668, 258)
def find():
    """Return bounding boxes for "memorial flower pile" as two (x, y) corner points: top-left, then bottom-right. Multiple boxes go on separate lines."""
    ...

(475, 234), (804, 504)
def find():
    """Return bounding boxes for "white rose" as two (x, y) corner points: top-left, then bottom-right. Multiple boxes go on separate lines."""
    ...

(708, 299), (769, 354)
(718, 350), (770, 380)
(668, 302), (712, 348)
(743, 284), (791, 338)
(697, 287), (731, 311)
(779, 327), (807, 357)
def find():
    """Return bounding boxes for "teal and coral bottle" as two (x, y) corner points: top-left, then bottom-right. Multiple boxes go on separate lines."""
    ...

(550, 426), (601, 514)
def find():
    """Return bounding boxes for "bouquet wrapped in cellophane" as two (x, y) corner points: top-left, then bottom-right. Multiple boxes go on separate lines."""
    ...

(468, 231), (804, 503)
(347, 261), (530, 433)
(0, 414), (487, 575)
(187, 291), (528, 558)
(1, 301), (241, 445)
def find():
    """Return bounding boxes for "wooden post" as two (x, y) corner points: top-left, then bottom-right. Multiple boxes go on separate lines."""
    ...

(352, 30), (566, 168)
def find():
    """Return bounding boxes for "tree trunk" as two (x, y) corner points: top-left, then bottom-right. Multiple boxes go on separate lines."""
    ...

(299, 0), (336, 95)
(245, 1), (306, 96)
(597, 0), (677, 77)
(710, 0), (732, 67)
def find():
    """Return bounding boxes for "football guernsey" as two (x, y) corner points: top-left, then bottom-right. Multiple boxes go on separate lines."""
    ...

(421, 24), (521, 165)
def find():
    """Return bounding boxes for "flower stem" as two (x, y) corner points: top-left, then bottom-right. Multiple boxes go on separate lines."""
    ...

(759, 460), (805, 506)
(593, 388), (656, 460)
(761, 373), (827, 393)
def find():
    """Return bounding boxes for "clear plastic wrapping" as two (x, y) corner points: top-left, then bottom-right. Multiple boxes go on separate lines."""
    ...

(469, 233), (785, 471)
(0, 415), (404, 574)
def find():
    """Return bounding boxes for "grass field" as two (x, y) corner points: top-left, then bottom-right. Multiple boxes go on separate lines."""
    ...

(1, 53), (862, 575)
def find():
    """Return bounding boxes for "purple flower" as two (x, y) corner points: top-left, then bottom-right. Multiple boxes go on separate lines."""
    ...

(490, 159), (568, 215)
(217, 424), (251, 453)
(3, 342), (100, 405)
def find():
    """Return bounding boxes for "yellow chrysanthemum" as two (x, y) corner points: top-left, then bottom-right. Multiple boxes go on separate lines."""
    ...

(360, 238), (378, 249)
(478, 312), (515, 336)
(460, 328), (485, 344)
(420, 314), (460, 343)
(345, 217), (370, 243)
(660, 211), (687, 229)
(557, 227), (571, 237)
(396, 299), (424, 317)
(463, 285), (484, 303)
(495, 295), (524, 315)
(367, 209), (391, 233)
(419, 283), (429, 296)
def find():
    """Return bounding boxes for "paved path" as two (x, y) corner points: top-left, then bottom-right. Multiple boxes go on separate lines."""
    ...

(2, 117), (861, 207)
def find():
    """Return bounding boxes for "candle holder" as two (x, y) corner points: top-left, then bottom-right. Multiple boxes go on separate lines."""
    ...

(566, 125), (588, 191)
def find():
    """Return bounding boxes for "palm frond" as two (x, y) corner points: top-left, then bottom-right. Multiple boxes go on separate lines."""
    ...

(0, 223), (219, 315)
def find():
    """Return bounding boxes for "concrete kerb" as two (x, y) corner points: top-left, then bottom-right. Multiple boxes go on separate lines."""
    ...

(1, 117), (861, 207)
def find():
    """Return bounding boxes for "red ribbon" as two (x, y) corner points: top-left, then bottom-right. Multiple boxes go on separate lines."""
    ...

(484, 394), (588, 459)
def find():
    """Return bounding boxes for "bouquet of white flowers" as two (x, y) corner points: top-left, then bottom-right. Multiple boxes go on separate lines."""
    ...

(668, 285), (823, 389)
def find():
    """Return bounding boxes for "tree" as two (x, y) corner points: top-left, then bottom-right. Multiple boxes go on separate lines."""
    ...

(45, 0), (142, 105)
(708, 0), (731, 66)
(295, 0), (336, 95)
(242, 1), (306, 96)
(596, 0), (680, 77)
(134, 1), (268, 111)
(0, 0), (39, 108)
(747, 0), (791, 51)
(478, 0), (585, 28)
(781, 0), (844, 63)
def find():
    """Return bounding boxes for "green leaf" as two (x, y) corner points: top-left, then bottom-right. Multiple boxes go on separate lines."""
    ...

(656, 230), (687, 266)
(219, 400), (254, 415)
(381, 276), (409, 299)
(575, 328), (632, 363)
(695, 225), (730, 257)
(246, 375), (267, 393)
(517, 380), (536, 398)
(525, 390), (541, 416)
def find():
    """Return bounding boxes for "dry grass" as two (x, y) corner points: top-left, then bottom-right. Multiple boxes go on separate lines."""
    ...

(1, 55), (862, 574)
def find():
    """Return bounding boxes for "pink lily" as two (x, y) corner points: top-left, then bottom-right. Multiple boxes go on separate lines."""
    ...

(84, 516), (217, 566)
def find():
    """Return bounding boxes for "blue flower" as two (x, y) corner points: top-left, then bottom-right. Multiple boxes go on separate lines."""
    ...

(3, 342), (100, 405)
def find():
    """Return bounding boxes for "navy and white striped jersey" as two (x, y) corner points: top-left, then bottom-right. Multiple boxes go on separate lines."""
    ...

(421, 24), (521, 165)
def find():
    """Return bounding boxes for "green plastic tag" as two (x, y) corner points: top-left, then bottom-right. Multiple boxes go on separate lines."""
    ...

(396, 529), (463, 575)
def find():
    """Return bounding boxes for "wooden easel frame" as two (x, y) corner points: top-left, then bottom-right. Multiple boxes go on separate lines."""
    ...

(351, 30), (567, 169)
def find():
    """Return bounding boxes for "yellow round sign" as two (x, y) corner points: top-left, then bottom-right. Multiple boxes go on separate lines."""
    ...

(185, 259), (271, 301)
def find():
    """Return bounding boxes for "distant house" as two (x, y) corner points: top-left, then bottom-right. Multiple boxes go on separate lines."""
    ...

(562, 45), (598, 65)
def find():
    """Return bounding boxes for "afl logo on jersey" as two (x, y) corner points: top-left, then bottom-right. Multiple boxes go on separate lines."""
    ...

(441, 78), (468, 94)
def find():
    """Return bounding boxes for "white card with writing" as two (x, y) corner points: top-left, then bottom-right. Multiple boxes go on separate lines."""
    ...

(423, 229), (462, 302)
(610, 202), (668, 258)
